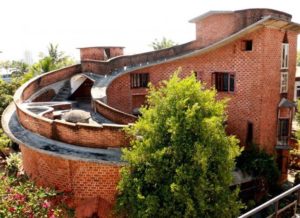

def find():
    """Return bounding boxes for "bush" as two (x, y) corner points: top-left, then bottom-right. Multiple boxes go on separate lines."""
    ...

(236, 145), (279, 186)
(0, 153), (74, 217)
(5, 153), (22, 177)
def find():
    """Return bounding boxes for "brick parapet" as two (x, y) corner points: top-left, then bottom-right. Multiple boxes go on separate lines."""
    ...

(94, 100), (137, 124)
(13, 64), (130, 148)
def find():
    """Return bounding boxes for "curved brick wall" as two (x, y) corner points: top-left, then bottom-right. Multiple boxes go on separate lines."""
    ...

(81, 40), (199, 74)
(94, 100), (137, 124)
(13, 65), (130, 148)
(17, 106), (129, 148)
(20, 144), (121, 218)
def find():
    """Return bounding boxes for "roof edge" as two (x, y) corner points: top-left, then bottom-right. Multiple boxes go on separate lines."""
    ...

(189, 10), (234, 23)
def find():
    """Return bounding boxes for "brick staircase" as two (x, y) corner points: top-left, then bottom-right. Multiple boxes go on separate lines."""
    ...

(53, 81), (71, 101)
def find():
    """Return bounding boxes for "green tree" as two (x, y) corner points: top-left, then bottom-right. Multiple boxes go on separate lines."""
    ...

(297, 51), (300, 66)
(150, 37), (177, 50)
(116, 71), (242, 218)
(33, 43), (75, 75)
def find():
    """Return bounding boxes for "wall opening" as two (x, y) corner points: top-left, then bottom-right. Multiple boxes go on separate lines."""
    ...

(241, 40), (253, 51)
(246, 122), (253, 145)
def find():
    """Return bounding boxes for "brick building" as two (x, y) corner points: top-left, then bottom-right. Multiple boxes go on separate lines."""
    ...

(2, 8), (300, 217)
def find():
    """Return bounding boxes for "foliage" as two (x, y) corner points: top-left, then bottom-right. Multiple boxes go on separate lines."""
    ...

(0, 78), (22, 115)
(0, 153), (74, 218)
(0, 129), (11, 159)
(236, 145), (279, 186)
(5, 153), (22, 177)
(0, 60), (29, 75)
(115, 71), (242, 218)
(36, 43), (75, 74)
(150, 37), (177, 50)
(297, 51), (300, 66)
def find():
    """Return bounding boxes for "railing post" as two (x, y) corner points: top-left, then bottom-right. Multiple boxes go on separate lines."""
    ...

(274, 201), (279, 218)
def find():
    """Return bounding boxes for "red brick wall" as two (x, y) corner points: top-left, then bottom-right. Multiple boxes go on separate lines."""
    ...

(195, 13), (238, 46)
(193, 9), (292, 49)
(19, 65), (81, 102)
(32, 89), (56, 102)
(107, 27), (298, 152)
(20, 144), (121, 218)
(80, 48), (105, 61)
(16, 106), (130, 148)
(80, 47), (124, 61)
(80, 60), (108, 74)
(110, 47), (124, 58)
(17, 107), (53, 138)
(94, 100), (137, 124)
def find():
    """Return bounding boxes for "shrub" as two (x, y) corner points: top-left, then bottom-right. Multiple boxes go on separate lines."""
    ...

(0, 153), (74, 217)
(236, 145), (279, 186)
(5, 153), (22, 177)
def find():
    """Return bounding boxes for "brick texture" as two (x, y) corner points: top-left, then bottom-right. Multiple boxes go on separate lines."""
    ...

(93, 100), (137, 124)
(17, 107), (130, 148)
(107, 28), (297, 153)
(20, 144), (121, 218)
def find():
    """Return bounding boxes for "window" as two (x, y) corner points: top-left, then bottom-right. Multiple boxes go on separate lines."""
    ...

(213, 72), (235, 92)
(296, 85), (300, 99)
(130, 73), (149, 88)
(281, 43), (289, 69)
(280, 72), (288, 93)
(242, 40), (253, 51)
(278, 119), (289, 146)
(246, 122), (253, 145)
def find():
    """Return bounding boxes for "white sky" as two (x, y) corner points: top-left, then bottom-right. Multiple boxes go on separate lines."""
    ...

(0, 0), (300, 62)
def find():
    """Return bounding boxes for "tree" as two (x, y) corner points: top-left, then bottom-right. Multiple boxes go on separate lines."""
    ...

(116, 71), (242, 218)
(297, 51), (300, 66)
(34, 43), (75, 74)
(150, 37), (177, 50)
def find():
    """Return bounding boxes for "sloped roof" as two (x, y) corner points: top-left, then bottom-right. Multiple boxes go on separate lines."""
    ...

(278, 98), (296, 108)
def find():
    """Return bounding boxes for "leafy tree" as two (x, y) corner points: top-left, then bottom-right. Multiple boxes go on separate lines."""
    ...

(33, 43), (75, 75)
(116, 71), (242, 218)
(150, 37), (177, 50)
(297, 51), (300, 66)
(236, 144), (279, 186)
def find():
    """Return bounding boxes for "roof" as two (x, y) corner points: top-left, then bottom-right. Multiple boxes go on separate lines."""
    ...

(189, 8), (292, 23)
(278, 98), (296, 108)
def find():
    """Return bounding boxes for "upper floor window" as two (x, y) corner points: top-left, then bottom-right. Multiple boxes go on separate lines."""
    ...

(281, 43), (289, 69)
(213, 72), (235, 92)
(280, 72), (288, 93)
(242, 40), (253, 51)
(130, 73), (149, 88)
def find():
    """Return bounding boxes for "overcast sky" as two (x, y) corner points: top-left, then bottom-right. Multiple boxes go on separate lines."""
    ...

(1, 0), (300, 61)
